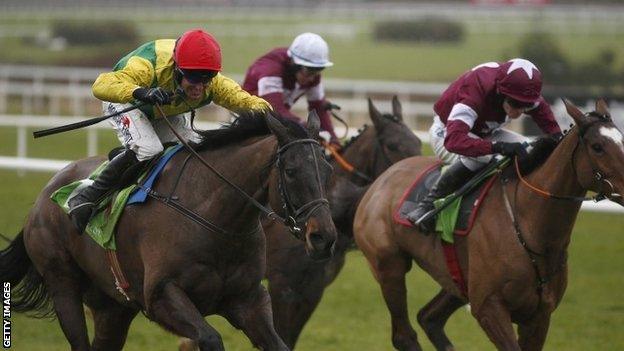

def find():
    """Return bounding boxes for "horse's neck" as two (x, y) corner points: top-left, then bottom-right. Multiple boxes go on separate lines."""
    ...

(329, 177), (367, 238)
(516, 131), (584, 253)
(336, 128), (377, 182)
(328, 129), (376, 233)
(180, 137), (277, 232)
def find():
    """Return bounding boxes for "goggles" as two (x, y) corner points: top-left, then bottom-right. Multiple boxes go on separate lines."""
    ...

(506, 97), (537, 111)
(300, 66), (325, 75)
(176, 67), (218, 84)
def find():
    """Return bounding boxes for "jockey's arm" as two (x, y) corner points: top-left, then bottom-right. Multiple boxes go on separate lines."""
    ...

(92, 56), (154, 103)
(210, 74), (272, 113)
(306, 82), (337, 140)
(308, 99), (338, 140)
(443, 103), (494, 157)
(525, 97), (562, 135)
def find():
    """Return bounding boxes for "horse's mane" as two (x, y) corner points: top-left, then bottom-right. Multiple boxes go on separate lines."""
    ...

(192, 110), (309, 151)
(342, 124), (370, 151)
(503, 136), (560, 178)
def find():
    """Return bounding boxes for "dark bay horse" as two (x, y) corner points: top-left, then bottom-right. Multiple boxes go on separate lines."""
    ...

(179, 96), (423, 351)
(1, 111), (337, 350)
(354, 100), (624, 350)
(264, 97), (422, 348)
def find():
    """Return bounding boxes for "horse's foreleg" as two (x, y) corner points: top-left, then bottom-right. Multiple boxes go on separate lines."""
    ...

(268, 256), (341, 348)
(517, 313), (551, 351)
(223, 284), (289, 351)
(89, 301), (138, 351)
(373, 252), (422, 351)
(146, 282), (224, 351)
(472, 295), (521, 351)
(417, 289), (465, 351)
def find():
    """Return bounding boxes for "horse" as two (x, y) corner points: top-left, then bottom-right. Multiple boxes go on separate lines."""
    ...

(0, 110), (337, 351)
(353, 99), (624, 351)
(265, 96), (422, 348)
(178, 96), (423, 351)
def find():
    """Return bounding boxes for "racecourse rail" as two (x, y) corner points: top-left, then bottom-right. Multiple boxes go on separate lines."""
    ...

(0, 114), (621, 214)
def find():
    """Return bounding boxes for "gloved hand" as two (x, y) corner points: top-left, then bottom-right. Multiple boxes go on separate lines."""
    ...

(329, 136), (342, 150)
(491, 141), (528, 158)
(132, 87), (172, 105)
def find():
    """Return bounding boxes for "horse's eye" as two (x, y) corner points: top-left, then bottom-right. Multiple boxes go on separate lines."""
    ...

(285, 168), (297, 177)
(591, 143), (604, 154)
(386, 143), (399, 151)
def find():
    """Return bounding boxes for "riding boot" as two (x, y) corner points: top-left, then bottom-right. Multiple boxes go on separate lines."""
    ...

(68, 149), (140, 234)
(406, 161), (476, 233)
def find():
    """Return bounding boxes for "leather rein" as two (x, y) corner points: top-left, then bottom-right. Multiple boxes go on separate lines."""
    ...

(152, 104), (329, 239)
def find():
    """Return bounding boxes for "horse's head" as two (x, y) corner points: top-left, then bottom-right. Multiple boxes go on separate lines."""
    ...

(266, 111), (336, 260)
(367, 96), (422, 171)
(564, 99), (624, 205)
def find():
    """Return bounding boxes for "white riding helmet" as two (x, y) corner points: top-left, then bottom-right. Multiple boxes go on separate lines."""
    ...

(287, 33), (334, 68)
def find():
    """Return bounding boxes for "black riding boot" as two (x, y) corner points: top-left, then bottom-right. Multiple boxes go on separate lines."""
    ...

(68, 149), (140, 234)
(407, 161), (476, 233)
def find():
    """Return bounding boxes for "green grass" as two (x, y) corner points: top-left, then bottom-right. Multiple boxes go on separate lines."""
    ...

(1, 17), (623, 82)
(1, 169), (623, 350)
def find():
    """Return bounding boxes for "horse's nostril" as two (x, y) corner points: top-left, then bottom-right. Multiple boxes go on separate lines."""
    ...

(309, 232), (325, 247)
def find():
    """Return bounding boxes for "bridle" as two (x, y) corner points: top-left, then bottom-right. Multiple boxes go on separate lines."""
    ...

(153, 105), (330, 238)
(274, 139), (330, 239)
(501, 111), (622, 303)
(513, 114), (621, 202)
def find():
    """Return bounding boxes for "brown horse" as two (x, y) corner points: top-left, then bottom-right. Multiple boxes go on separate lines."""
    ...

(265, 97), (422, 348)
(354, 99), (624, 351)
(1, 111), (337, 351)
(179, 96), (423, 351)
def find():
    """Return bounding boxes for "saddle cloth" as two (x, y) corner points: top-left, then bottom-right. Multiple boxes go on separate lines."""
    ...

(51, 144), (183, 249)
(393, 163), (498, 243)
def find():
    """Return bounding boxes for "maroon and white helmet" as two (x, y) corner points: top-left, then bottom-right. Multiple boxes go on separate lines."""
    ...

(498, 58), (542, 104)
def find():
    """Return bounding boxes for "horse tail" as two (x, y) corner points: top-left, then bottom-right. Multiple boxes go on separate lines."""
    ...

(0, 230), (54, 318)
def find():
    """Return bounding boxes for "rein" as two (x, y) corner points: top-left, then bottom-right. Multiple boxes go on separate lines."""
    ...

(322, 140), (373, 183)
(154, 104), (328, 236)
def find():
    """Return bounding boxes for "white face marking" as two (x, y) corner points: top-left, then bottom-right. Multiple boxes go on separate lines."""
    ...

(599, 126), (624, 150)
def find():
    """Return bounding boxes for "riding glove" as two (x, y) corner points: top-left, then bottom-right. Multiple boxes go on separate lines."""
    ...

(132, 87), (172, 105)
(491, 141), (528, 158)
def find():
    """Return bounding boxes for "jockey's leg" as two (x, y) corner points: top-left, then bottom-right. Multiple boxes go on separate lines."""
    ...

(152, 112), (200, 144)
(407, 160), (476, 232)
(68, 149), (140, 233)
(68, 102), (162, 234)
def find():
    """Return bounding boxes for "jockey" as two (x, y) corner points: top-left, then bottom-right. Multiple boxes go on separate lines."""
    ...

(242, 32), (339, 146)
(68, 29), (271, 234)
(407, 58), (562, 232)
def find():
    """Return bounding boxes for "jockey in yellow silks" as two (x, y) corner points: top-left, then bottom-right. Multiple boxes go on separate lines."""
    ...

(68, 29), (271, 234)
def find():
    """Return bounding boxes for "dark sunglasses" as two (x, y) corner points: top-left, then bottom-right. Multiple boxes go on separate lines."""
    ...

(176, 68), (218, 84)
(301, 66), (325, 74)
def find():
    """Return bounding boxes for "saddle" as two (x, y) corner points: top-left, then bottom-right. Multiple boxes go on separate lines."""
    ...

(394, 163), (499, 242)
(51, 144), (184, 249)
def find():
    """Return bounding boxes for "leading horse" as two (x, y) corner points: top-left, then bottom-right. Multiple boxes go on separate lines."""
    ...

(1, 111), (337, 351)
(354, 100), (624, 350)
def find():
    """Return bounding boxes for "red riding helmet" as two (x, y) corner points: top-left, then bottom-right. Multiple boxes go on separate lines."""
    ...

(498, 58), (542, 104)
(174, 29), (222, 71)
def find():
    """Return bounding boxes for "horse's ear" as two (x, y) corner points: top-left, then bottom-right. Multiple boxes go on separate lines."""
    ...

(368, 98), (386, 131)
(391, 95), (403, 121)
(265, 111), (291, 145)
(595, 98), (610, 117)
(306, 110), (321, 138)
(562, 98), (587, 126)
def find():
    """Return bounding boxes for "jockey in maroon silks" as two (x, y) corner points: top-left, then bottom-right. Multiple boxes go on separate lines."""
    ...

(407, 58), (563, 232)
(242, 32), (340, 146)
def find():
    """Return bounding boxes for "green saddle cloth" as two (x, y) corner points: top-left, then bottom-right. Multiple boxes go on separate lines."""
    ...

(51, 161), (144, 250)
